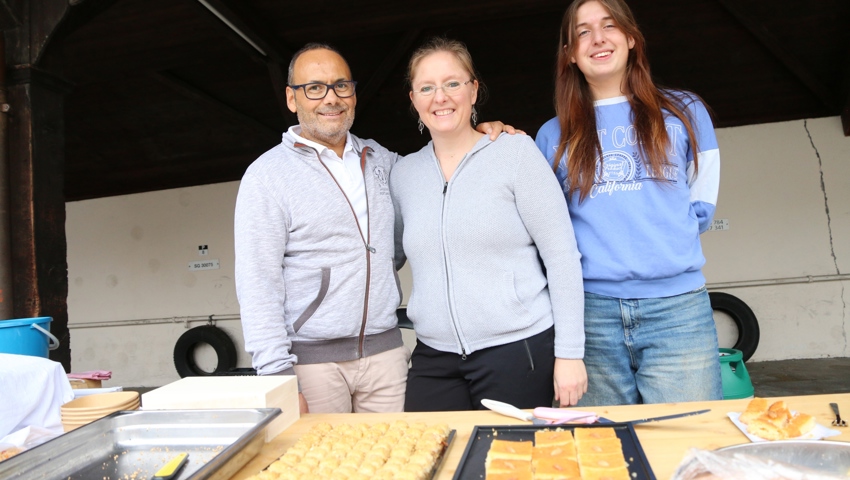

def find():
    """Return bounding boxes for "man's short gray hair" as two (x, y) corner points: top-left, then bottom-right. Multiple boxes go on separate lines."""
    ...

(287, 43), (346, 85)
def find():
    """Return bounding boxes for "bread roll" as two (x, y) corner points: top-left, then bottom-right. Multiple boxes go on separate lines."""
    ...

(784, 413), (816, 438)
(739, 397), (768, 424)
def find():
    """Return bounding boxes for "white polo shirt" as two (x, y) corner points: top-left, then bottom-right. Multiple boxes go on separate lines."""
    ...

(286, 126), (369, 240)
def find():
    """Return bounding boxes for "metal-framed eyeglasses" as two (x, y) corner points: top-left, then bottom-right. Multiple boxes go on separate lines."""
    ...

(411, 80), (473, 97)
(289, 81), (357, 100)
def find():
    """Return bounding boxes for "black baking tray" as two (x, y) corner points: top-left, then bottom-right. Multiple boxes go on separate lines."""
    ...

(452, 423), (656, 480)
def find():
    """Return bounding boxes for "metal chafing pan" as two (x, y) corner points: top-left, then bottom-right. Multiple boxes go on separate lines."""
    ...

(0, 408), (280, 480)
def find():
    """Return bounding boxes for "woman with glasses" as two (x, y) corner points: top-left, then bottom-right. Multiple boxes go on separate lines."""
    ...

(535, 0), (722, 406)
(390, 37), (587, 411)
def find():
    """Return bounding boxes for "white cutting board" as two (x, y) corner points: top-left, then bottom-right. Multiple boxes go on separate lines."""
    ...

(141, 376), (298, 442)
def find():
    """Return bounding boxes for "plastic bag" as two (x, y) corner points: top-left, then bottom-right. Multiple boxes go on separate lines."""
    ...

(672, 447), (848, 480)
(0, 425), (61, 461)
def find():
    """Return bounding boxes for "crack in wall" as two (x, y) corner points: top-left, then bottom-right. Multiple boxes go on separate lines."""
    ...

(803, 120), (847, 353)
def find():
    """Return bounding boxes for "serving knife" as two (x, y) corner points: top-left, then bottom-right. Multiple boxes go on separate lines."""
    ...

(620, 409), (711, 425)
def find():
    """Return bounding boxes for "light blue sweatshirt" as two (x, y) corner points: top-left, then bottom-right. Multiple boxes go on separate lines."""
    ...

(391, 134), (585, 359)
(535, 93), (720, 299)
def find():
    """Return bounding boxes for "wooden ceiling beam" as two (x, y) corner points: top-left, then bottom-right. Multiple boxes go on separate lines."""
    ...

(715, 0), (834, 111)
(266, 61), (295, 126)
(190, 0), (297, 125)
(356, 29), (422, 116)
(277, 0), (566, 40)
(65, 148), (260, 201)
(192, 0), (292, 63)
(0, 0), (22, 30)
(150, 70), (279, 138)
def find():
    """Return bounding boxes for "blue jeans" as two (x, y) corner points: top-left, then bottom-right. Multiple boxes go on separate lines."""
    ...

(578, 287), (723, 406)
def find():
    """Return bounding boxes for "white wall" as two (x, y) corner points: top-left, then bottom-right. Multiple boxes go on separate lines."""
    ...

(66, 117), (850, 387)
(66, 183), (247, 386)
(702, 117), (849, 360)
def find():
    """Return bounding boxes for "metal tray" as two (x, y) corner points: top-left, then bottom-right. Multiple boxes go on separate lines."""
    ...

(0, 408), (280, 480)
(452, 423), (656, 480)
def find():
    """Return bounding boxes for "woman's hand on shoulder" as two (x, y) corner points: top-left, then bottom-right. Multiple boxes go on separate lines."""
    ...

(475, 121), (526, 140)
(553, 358), (588, 407)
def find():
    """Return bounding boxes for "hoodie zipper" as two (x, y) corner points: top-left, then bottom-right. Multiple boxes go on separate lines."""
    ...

(295, 143), (374, 358)
(435, 136), (491, 359)
(437, 156), (468, 360)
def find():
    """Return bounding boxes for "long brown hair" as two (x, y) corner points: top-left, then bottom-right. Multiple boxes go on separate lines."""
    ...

(555, 0), (701, 202)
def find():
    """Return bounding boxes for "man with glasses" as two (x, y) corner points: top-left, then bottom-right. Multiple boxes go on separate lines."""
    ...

(235, 43), (511, 414)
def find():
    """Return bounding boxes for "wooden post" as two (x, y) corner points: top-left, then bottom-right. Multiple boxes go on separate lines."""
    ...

(6, 65), (72, 369)
(2, 0), (72, 370)
(0, 34), (13, 319)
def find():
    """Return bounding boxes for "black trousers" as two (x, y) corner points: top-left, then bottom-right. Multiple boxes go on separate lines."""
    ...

(404, 326), (556, 412)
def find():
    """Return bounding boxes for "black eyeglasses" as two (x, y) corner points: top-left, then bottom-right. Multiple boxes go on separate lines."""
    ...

(289, 81), (357, 100)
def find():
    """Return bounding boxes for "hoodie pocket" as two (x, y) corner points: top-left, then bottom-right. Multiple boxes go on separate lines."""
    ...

(393, 269), (403, 305)
(291, 267), (331, 333)
(501, 270), (531, 320)
(455, 268), (532, 335)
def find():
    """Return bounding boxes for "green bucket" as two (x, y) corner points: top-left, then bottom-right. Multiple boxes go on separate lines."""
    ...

(719, 348), (754, 399)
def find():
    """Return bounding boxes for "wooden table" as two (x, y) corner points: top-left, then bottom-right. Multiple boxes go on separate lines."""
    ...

(231, 393), (850, 479)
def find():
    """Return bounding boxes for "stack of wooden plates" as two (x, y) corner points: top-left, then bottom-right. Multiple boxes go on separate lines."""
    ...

(61, 391), (140, 432)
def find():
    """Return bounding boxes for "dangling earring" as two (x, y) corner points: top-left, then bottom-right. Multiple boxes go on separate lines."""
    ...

(418, 118), (424, 134)
(471, 106), (478, 126)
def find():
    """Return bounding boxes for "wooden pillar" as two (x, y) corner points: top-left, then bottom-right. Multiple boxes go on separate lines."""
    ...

(0, 35), (13, 319)
(2, 0), (71, 370)
(6, 65), (71, 369)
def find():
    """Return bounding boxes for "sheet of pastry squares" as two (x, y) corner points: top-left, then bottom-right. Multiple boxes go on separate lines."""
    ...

(484, 427), (630, 480)
(245, 421), (451, 480)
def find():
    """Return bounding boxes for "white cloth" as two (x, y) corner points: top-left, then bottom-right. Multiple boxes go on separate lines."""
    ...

(287, 126), (369, 240)
(0, 353), (74, 438)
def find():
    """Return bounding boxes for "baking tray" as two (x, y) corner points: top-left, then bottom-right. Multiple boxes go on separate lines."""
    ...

(254, 429), (456, 480)
(452, 423), (656, 480)
(431, 429), (457, 479)
(0, 408), (280, 480)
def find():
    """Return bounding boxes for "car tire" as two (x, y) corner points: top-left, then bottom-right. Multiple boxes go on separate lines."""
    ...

(173, 325), (238, 377)
(710, 291), (760, 362)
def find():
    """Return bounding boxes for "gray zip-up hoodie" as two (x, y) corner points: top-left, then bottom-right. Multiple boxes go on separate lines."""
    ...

(235, 132), (403, 375)
(390, 134), (584, 359)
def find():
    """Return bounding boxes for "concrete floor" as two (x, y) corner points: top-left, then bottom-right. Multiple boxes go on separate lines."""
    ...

(747, 357), (850, 397)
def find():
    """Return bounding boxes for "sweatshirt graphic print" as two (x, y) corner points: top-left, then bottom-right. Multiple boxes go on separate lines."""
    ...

(535, 93), (720, 299)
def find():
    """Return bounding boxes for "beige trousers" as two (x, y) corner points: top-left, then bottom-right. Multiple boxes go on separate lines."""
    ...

(294, 345), (410, 413)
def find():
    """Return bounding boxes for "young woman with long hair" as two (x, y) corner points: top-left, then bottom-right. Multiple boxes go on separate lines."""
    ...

(392, 37), (587, 411)
(535, 0), (723, 406)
